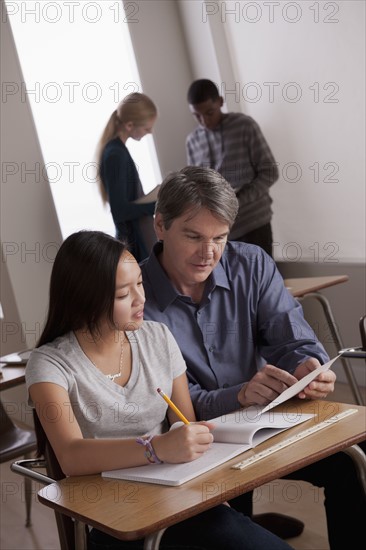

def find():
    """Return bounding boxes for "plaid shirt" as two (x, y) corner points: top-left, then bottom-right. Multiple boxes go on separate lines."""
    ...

(186, 113), (279, 237)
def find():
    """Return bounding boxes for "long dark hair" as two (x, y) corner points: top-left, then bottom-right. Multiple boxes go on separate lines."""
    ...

(37, 230), (128, 347)
(35, 230), (127, 459)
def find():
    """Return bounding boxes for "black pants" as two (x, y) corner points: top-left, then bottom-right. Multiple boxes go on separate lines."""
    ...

(229, 444), (366, 550)
(88, 504), (293, 549)
(234, 223), (273, 258)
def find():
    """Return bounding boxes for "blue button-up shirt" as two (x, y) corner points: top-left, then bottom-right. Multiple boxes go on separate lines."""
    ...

(140, 241), (328, 420)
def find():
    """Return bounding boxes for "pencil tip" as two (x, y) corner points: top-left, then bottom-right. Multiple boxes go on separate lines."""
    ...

(157, 387), (161, 393)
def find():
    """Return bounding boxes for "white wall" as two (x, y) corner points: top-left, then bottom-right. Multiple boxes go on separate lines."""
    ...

(1, 6), (63, 354)
(141, 0), (365, 262)
(126, 0), (196, 176)
(182, 0), (365, 263)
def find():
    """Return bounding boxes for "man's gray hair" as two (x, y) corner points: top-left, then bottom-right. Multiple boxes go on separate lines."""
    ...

(155, 166), (239, 229)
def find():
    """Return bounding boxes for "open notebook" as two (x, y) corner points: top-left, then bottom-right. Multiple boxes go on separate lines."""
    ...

(102, 411), (314, 486)
(102, 356), (337, 486)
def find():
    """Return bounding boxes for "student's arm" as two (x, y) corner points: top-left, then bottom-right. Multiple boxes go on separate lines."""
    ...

(244, 118), (279, 193)
(30, 382), (153, 475)
(186, 134), (195, 165)
(30, 381), (213, 476)
(186, 131), (208, 167)
(104, 150), (155, 224)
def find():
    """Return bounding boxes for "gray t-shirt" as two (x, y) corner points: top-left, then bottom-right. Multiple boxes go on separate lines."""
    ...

(26, 321), (186, 439)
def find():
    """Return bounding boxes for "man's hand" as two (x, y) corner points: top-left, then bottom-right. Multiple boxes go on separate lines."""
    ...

(237, 358), (336, 408)
(294, 357), (336, 400)
(237, 364), (298, 408)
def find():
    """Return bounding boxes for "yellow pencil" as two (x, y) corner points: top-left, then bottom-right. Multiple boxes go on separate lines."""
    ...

(157, 388), (190, 425)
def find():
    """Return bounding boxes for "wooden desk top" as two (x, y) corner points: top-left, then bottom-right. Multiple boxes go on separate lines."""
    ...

(38, 400), (365, 541)
(284, 275), (349, 298)
(0, 365), (26, 391)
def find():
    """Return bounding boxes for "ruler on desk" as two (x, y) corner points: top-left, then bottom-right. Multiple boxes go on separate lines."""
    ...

(232, 408), (358, 470)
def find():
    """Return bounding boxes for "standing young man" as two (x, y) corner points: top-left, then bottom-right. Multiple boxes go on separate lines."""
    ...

(140, 166), (365, 550)
(186, 79), (278, 257)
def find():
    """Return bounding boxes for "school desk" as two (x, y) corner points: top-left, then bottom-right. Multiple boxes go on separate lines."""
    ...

(284, 275), (364, 405)
(37, 399), (366, 549)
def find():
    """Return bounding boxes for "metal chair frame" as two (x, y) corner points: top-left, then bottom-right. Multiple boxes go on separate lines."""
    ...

(338, 314), (366, 405)
(0, 400), (37, 526)
(11, 444), (165, 549)
(299, 296), (365, 405)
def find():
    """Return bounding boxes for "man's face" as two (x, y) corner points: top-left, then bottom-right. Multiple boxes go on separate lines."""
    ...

(154, 207), (229, 297)
(189, 97), (224, 130)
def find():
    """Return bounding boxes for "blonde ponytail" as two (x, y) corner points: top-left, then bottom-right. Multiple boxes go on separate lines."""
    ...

(95, 93), (157, 205)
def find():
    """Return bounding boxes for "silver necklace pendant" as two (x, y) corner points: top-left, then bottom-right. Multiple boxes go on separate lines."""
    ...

(106, 371), (122, 382)
(104, 332), (124, 382)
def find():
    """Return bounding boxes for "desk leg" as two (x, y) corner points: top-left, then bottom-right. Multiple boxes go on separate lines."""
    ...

(24, 452), (33, 527)
(74, 519), (87, 549)
(299, 293), (364, 405)
(342, 444), (366, 497)
(143, 528), (167, 550)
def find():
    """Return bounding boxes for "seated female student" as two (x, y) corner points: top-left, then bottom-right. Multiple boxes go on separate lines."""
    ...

(26, 230), (293, 550)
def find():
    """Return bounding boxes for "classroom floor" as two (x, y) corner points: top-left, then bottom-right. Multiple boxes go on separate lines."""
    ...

(1, 383), (364, 550)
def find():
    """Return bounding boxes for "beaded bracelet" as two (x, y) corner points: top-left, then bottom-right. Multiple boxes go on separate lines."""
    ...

(136, 435), (163, 464)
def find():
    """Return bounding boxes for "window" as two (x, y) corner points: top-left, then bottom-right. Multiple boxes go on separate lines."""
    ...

(5, 0), (161, 237)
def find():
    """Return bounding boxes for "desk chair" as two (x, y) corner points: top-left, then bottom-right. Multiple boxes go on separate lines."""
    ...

(0, 400), (37, 526)
(339, 315), (366, 360)
(11, 412), (166, 550)
(336, 314), (366, 496)
(298, 293), (364, 405)
(11, 411), (88, 550)
(361, 315), (366, 350)
(338, 315), (366, 406)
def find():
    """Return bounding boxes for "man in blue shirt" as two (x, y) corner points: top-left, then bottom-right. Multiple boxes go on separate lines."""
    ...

(141, 166), (365, 549)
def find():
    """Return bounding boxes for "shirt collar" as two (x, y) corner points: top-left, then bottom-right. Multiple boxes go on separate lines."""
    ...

(210, 258), (230, 292)
(143, 242), (230, 311)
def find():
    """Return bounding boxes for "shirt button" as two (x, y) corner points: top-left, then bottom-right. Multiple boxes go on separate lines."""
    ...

(223, 383), (230, 388)
(209, 346), (215, 352)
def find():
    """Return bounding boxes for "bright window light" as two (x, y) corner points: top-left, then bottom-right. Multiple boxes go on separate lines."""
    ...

(5, 0), (161, 238)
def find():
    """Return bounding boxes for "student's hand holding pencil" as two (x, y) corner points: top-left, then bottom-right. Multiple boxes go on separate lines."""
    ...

(154, 388), (214, 463)
(152, 421), (215, 464)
